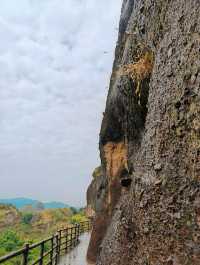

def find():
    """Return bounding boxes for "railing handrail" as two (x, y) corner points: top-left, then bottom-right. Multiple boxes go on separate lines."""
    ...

(29, 236), (53, 250)
(0, 247), (26, 263)
(0, 220), (91, 265)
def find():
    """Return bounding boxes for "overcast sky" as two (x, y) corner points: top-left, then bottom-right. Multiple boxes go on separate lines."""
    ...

(0, 0), (122, 206)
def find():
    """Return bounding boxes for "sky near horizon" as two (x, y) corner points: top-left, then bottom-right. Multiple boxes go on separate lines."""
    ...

(0, 0), (122, 206)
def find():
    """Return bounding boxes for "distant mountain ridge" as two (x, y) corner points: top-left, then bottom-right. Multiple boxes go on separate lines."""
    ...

(0, 198), (70, 209)
(44, 201), (70, 209)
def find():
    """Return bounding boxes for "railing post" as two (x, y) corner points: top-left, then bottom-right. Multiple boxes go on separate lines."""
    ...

(55, 233), (59, 265)
(71, 227), (73, 248)
(70, 227), (73, 249)
(58, 230), (61, 257)
(65, 228), (68, 253)
(75, 225), (78, 244)
(72, 227), (74, 247)
(77, 223), (80, 238)
(72, 227), (75, 247)
(74, 224), (78, 246)
(39, 241), (44, 265)
(50, 236), (54, 265)
(75, 225), (77, 246)
(22, 243), (29, 265)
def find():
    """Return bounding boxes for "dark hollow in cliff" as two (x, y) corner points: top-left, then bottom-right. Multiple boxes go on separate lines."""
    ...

(121, 177), (132, 188)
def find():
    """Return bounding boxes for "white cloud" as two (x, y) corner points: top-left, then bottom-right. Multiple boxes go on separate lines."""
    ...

(0, 0), (122, 206)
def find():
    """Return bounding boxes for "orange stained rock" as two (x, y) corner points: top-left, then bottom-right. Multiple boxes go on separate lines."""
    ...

(103, 141), (128, 179)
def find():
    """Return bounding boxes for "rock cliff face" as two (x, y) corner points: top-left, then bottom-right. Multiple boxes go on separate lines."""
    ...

(0, 204), (21, 230)
(87, 0), (200, 264)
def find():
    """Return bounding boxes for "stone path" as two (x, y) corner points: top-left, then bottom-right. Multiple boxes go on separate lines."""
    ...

(58, 232), (91, 265)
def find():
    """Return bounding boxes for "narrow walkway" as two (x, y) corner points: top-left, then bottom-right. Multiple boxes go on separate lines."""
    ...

(58, 232), (91, 265)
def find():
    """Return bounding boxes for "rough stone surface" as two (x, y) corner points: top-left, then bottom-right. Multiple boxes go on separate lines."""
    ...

(87, 0), (200, 264)
(0, 204), (21, 230)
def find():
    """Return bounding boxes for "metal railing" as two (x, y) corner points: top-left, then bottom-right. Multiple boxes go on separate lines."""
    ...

(0, 221), (91, 265)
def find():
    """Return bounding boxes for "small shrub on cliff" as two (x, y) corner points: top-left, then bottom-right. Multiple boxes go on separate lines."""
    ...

(70, 213), (87, 224)
(70, 207), (78, 215)
(92, 166), (102, 178)
(22, 212), (34, 224)
(119, 51), (154, 97)
(0, 230), (24, 252)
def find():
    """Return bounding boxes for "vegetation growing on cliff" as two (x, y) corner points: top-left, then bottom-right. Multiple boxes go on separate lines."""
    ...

(119, 51), (154, 104)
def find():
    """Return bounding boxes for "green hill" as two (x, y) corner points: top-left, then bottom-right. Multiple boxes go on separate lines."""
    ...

(0, 198), (70, 209)
(44, 201), (69, 209)
(0, 198), (39, 209)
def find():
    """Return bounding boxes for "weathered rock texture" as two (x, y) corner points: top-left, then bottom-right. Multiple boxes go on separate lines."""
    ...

(0, 204), (21, 230)
(87, 0), (200, 264)
(87, 166), (110, 263)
